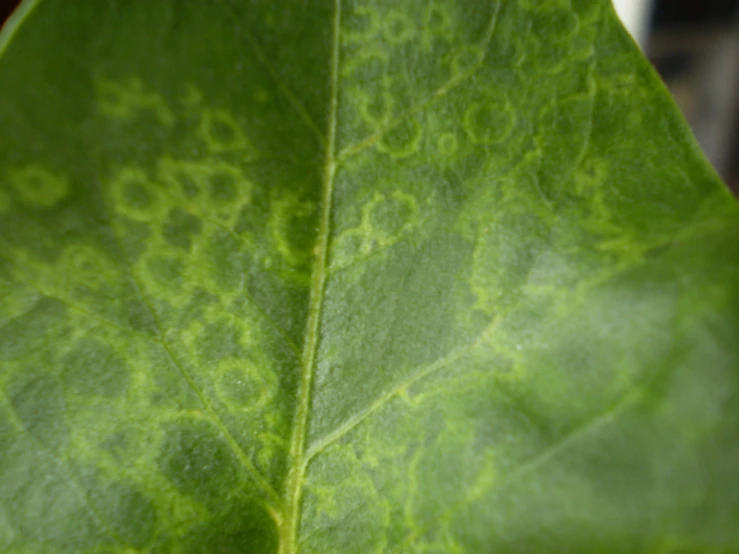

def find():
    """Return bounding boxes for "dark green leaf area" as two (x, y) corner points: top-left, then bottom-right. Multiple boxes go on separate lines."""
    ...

(1, 0), (739, 552)
(157, 422), (279, 553)
(174, 503), (279, 554)
(78, 468), (159, 549)
(0, 454), (108, 550)
(8, 372), (68, 452)
(162, 208), (202, 252)
(60, 339), (131, 398)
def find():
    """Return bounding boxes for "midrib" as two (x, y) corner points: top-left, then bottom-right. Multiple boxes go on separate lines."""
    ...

(280, 0), (342, 552)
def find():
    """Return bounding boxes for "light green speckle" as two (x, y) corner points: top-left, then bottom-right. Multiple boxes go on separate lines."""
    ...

(343, 5), (381, 44)
(157, 157), (252, 226)
(450, 45), (485, 76)
(97, 77), (174, 126)
(1, 1), (738, 552)
(423, 3), (453, 42)
(8, 166), (68, 207)
(269, 193), (315, 269)
(357, 87), (394, 127)
(383, 10), (415, 44)
(464, 101), (515, 145)
(110, 166), (167, 222)
(199, 108), (252, 154)
(377, 118), (423, 159)
(436, 132), (458, 156)
(214, 358), (276, 412)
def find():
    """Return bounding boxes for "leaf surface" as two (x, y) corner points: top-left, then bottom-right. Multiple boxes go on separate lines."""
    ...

(1, 0), (738, 552)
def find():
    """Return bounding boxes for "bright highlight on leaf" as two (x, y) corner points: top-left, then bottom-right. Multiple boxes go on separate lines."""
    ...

(1, 0), (738, 553)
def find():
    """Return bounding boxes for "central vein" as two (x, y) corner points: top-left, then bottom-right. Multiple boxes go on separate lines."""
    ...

(280, 0), (342, 551)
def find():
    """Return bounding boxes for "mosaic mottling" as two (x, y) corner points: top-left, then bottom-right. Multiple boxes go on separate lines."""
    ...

(1, 0), (738, 553)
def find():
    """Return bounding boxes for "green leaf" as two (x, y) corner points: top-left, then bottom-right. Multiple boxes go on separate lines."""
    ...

(1, 0), (738, 552)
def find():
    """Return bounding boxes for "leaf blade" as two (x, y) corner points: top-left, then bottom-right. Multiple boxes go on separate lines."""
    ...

(1, 0), (738, 553)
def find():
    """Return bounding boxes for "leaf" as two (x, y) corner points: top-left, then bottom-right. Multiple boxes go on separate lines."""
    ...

(1, 0), (738, 552)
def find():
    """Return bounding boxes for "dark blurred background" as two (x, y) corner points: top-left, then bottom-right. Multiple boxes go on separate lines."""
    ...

(1, 0), (738, 191)
(646, 0), (739, 192)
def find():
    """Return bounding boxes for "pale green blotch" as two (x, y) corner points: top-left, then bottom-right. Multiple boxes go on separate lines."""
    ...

(450, 45), (485, 77)
(255, 430), (289, 475)
(176, 316), (212, 365)
(343, 46), (389, 83)
(183, 86), (260, 162)
(464, 101), (515, 145)
(436, 132), (458, 156)
(269, 193), (315, 268)
(187, 305), (253, 362)
(157, 157), (252, 227)
(110, 166), (168, 222)
(214, 310), (255, 349)
(377, 117), (423, 159)
(213, 358), (277, 413)
(358, 87), (394, 128)
(0, 511), (14, 551)
(0, 282), (38, 326)
(365, 191), (419, 244)
(302, 444), (391, 547)
(138, 253), (194, 314)
(158, 157), (204, 201)
(96, 77), (174, 126)
(140, 246), (187, 292)
(344, 47), (394, 128)
(56, 244), (119, 290)
(465, 320), (527, 384)
(7, 166), (68, 208)
(329, 227), (366, 271)
(572, 156), (626, 246)
(595, 226), (646, 264)
(598, 73), (640, 97)
(469, 228), (503, 315)
(397, 355), (516, 408)
(342, 5), (381, 44)
(180, 84), (207, 113)
(343, 48), (391, 130)
(573, 156), (609, 196)
(304, 480), (340, 520)
(3, 247), (44, 288)
(383, 10), (416, 44)
(422, 3), (453, 46)
(331, 191), (419, 270)
(205, 163), (247, 205)
(412, 524), (466, 553)
(406, 421), (497, 532)
(199, 108), (252, 156)
(202, 162), (252, 226)
(464, 196), (549, 316)
(201, 337), (286, 474)
(303, 446), (388, 534)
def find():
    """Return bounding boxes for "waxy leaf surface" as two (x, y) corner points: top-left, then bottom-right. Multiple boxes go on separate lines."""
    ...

(1, 0), (738, 552)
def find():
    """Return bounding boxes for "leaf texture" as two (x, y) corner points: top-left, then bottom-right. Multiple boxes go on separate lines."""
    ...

(1, 0), (738, 552)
